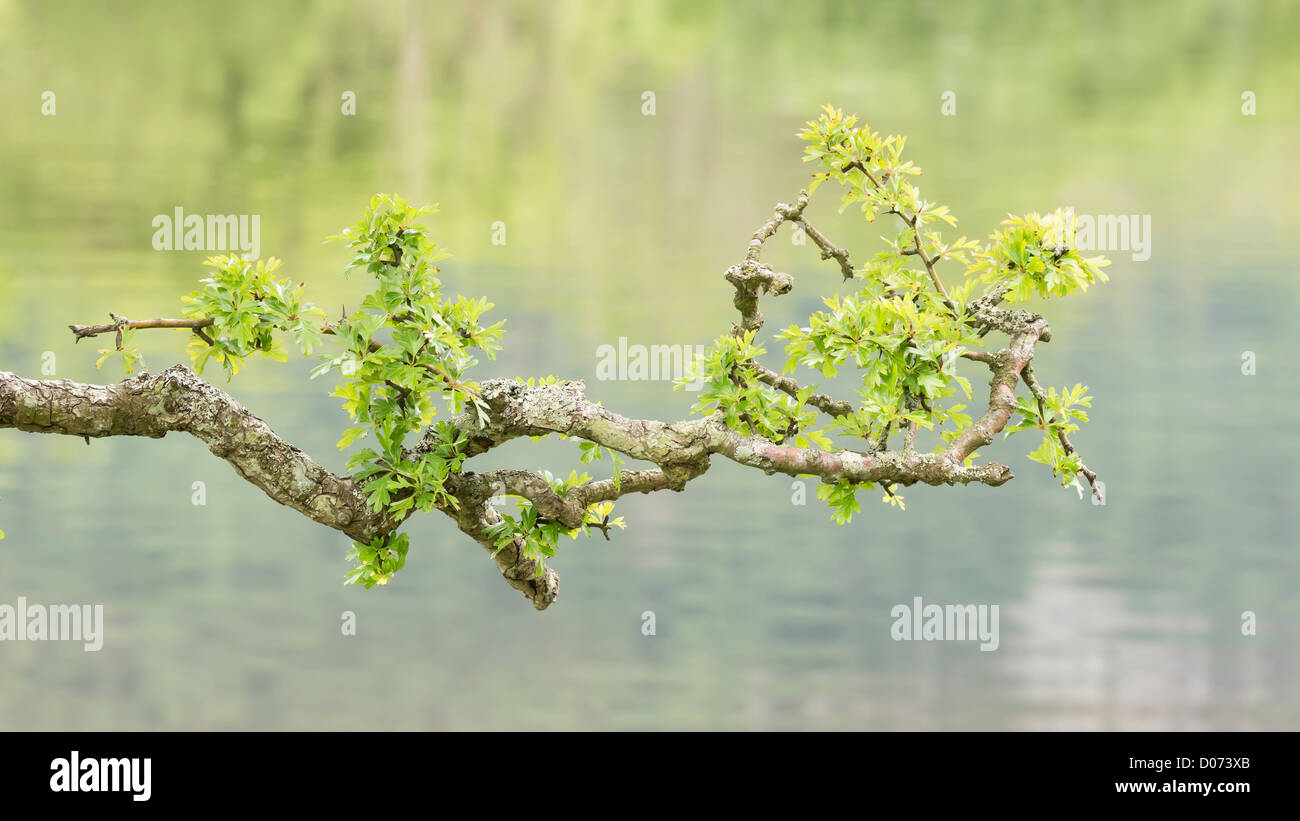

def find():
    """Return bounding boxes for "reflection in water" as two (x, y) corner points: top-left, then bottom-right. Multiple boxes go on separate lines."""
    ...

(1004, 542), (1286, 731)
(1003, 542), (1212, 730)
(0, 0), (1297, 729)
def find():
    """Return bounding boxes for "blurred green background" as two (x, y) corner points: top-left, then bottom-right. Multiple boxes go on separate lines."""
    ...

(1, 0), (1297, 730)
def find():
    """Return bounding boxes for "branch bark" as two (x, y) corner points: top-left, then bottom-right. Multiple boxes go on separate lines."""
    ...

(3, 186), (1098, 612)
(1, 363), (1022, 610)
(0, 365), (388, 543)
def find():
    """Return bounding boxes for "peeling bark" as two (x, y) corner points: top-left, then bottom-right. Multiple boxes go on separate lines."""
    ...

(0, 365), (387, 543)
(1, 187), (1097, 611)
(1, 362), (1026, 611)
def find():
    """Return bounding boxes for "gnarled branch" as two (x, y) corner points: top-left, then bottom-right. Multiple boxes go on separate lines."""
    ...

(4, 140), (1102, 611)
(0, 365), (385, 543)
(1, 361), (1023, 610)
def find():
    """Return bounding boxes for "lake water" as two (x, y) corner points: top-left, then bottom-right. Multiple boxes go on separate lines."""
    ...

(0, 0), (1297, 729)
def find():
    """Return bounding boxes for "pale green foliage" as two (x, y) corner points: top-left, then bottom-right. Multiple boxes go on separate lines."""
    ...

(816, 478), (906, 524)
(96, 326), (146, 374)
(686, 105), (1107, 524)
(678, 331), (829, 448)
(345, 532), (410, 589)
(817, 479), (866, 525)
(777, 291), (976, 439)
(317, 195), (507, 583)
(483, 470), (626, 577)
(1005, 382), (1093, 487)
(970, 212), (1111, 301)
(182, 255), (327, 379)
(71, 107), (1106, 568)
(91, 194), (624, 587)
(578, 442), (625, 493)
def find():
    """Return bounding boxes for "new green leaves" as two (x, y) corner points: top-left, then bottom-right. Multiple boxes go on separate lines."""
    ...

(345, 532), (410, 589)
(798, 106), (1110, 305)
(681, 331), (827, 445)
(777, 289), (976, 443)
(813, 478), (904, 525)
(482, 470), (627, 577)
(171, 196), (510, 588)
(95, 325), (146, 374)
(348, 421), (469, 518)
(734, 106), (1105, 523)
(181, 255), (327, 379)
(318, 195), (502, 426)
(817, 478), (864, 525)
(969, 211), (1111, 301)
(578, 442), (625, 492)
(319, 195), (506, 586)
(798, 105), (925, 238)
(1004, 382), (1093, 486)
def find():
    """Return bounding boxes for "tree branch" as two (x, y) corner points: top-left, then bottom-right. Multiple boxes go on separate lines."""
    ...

(424, 377), (1015, 492)
(8, 280), (1076, 612)
(750, 363), (853, 419)
(68, 316), (216, 341)
(1021, 363), (1103, 502)
(841, 159), (957, 312)
(12, 154), (1101, 612)
(67, 312), (387, 354)
(796, 217), (855, 281)
(455, 467), (689, 530)
(450, 500), (560, 610)
(0, 365), (387, 543)
(944, 318), (1048, 464)
(0, 365), (562, 608)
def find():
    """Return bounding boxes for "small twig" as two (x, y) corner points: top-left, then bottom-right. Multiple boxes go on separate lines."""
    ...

(796, 216), (855, 280)
(1022, 363), (1101, 501)
(69, 315), (215, 342)
(750, 362), (853, 419)
(960, 350), (999, 366)
(841, 160), (956, 312)
(871, 420), (892, 453)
